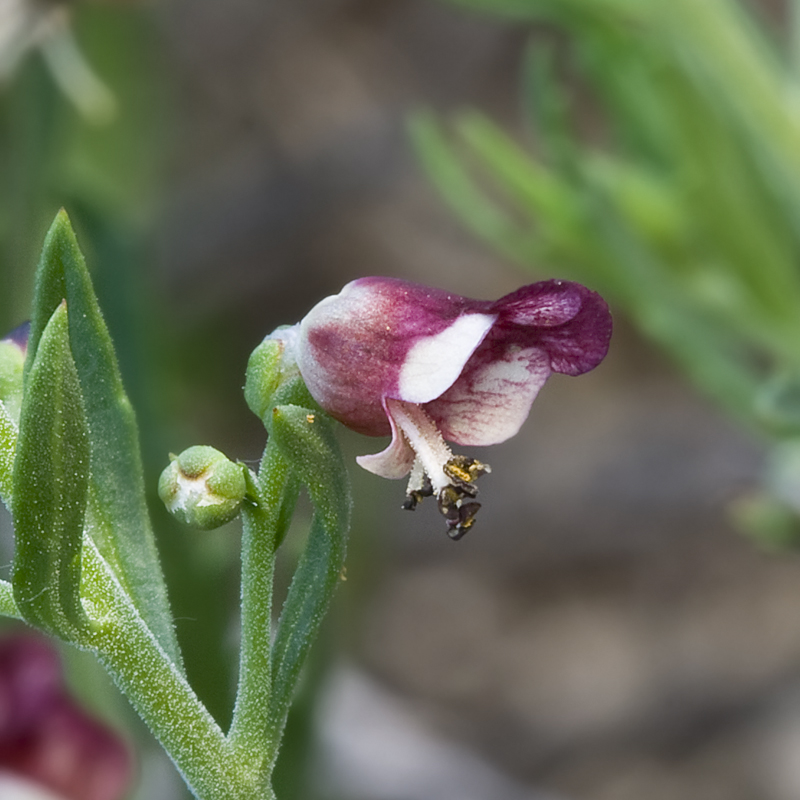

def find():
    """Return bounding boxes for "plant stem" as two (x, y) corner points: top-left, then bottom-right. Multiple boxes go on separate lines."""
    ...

(81, 538), (274, 800)
(228, 442), (291, 774)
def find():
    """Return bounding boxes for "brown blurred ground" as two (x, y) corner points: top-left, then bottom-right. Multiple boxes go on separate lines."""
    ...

(152, 2), (800, 799)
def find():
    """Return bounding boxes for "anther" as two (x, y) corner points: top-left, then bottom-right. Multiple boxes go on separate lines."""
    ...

(402, 474), (433, 511)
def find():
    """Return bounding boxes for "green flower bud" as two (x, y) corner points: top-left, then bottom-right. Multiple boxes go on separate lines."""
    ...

(0, 322), (30, 424)
(158, 446), (246, 530)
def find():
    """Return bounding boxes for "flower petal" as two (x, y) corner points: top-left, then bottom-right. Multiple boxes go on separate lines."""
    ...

(0, 637), (61, 741)
(355, 399), (416, 479)
(493, 280), (583, 327)
(2, 322), (30, 353)
(493, 280), (612, 376)
(0, 636), (131, 800)
(0, 772), (64, 800)
(397, 313), (495, 403)
(16, 697), (131, 800)
(426, 342), (551, 446)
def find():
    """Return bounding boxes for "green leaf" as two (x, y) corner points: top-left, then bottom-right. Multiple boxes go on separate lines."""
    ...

(12, 302), (91, 639)
(409, 112), (522, 251)
(27, 210), (182, 668)
(265, 405), (351, 769)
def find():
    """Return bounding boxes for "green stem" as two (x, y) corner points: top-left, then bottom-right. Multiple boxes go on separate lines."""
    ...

(81, 539), (273, 800)
(263, 511), (343, 773)
(227, 442), (291, 769)
(261, 407), (351, 773)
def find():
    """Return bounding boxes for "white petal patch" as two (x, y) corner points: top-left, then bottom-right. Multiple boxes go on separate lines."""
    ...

(0, 773), (64, 800)
(427, 346), (551, 447)
(397, 313), (496, 404)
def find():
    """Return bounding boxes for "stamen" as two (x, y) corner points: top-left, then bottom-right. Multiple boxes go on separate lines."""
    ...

(385, 399), (452, 493)
(386, 398), (491, 538)
(444, 455), (491, 489)
(402, 459), (433, 511)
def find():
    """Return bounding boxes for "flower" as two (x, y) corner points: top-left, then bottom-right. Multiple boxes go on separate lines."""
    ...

(270, 277), (612, 538)
(0, 634), (131, 800)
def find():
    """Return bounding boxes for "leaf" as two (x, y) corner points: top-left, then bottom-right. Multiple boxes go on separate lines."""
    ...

(27, 210), (182, 668)
(12, 302), (91, 640)
(409, 111), (525, 253)
(265, 405), (351, 766)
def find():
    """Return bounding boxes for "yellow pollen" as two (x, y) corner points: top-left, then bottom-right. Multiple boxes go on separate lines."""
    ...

(444, 463), (473, 483)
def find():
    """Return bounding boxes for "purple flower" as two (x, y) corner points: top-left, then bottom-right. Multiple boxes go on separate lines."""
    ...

(274, 277), (611, 538)
(2, 322), (30, 355)
(0, 635), (131, 800)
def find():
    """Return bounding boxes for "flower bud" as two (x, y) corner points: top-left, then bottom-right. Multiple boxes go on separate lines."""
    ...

(0, 322), (30, 424)
(158, 446), (246, 530)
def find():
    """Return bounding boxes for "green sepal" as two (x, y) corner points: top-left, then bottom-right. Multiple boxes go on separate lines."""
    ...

(265, 405), (351, 765)
(245, 335), (318, 427)
(26, 210), (182, 668)
(12, 303), (92, 640)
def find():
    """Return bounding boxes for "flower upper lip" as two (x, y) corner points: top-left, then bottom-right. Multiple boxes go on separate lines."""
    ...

(293, 276), (611, 447)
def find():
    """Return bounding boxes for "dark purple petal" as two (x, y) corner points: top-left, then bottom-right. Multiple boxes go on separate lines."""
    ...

(0, 637), (61, 742)
(0, 636), (131, 800)
(1, 322), (30, 356)
(492, 280), (612, 376)
(425, 280), (611, 446)
(8, 696), (131, 800)
(492, 280), (583, 327)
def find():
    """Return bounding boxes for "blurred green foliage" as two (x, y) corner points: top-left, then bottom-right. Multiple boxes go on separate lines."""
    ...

(414, 0), (800, 544)
(0, 7), (230, 797)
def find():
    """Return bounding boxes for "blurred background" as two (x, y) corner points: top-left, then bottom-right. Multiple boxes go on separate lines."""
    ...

(4, 1), (800, 799)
